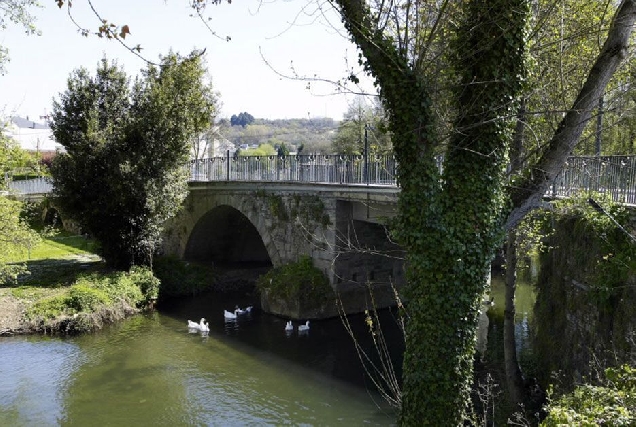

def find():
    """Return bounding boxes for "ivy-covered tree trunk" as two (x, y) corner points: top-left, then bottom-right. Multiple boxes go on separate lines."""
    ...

(399, 3), (528, 423)
(335, 0), (527, 424)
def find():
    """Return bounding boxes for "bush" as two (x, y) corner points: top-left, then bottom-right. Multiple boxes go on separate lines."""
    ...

(28, 296), (69, 320)
(256, 255), (332, 304)
(26, 266), (160, 322)
(67, 284), (110, 312)
(542, 365), (636, 426)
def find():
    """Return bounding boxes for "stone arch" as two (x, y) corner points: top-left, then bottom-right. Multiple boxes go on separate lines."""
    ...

(183, 202), (280, 267)
(43, 206), (63, 228)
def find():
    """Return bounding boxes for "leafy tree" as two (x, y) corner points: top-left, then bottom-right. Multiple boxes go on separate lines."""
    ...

(276, 142), (289, 156)
(0, 196), (40, 283)
(332, 97), (391, 155)
(51, 52), (215, 269)
(329, 0), (636, 424)
(0, 126), (33, 185)
(239, 143), (276, 156)
(0, 127), (40, 283)
(230, 111), (255, 127)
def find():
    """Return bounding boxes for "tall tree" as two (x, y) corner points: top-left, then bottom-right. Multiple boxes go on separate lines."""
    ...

(332, 97), (392, 155)
(0, 127), (40, 283)
(329, 0), (636, 423)
(51, 52), (216, 269)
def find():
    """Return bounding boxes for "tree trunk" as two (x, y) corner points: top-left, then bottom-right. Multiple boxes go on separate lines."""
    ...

(504, 230), (526, 406)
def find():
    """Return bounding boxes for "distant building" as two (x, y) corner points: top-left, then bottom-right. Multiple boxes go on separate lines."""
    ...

(210, 137), (236, 157)
(3, 116), (63, 161)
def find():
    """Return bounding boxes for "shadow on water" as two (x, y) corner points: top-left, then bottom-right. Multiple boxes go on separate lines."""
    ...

(159, 286), (405, 395)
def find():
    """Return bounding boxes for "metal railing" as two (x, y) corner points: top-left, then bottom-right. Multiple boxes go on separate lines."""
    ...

(6, 154), (636, 206)
(189, 153), (399, 185)
(6, 177), (53, 194)
(548, 155), (636, 205)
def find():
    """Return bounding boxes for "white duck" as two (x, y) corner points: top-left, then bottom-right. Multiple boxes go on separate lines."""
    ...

(235, 305), (246, 315)
(224, 309), (238, 321)
(285, 320), (293, 332)
(298, 321), (310, 332)
(199, 319), (210, 332)
(187, 318), (204, 330)
(244, 306), (253, 313)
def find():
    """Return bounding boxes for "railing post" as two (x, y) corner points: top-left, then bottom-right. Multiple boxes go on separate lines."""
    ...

(364, 124), (369, 185)
(226, 150), (230, 181)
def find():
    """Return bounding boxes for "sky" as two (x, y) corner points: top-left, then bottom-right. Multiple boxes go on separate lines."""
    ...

(0, 0), (375, 123)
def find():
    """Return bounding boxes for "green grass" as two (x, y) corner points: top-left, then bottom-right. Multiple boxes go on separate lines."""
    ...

(9, 232), (98, 262)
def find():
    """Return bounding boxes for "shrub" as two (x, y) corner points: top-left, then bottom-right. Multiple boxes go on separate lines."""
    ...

(67, 284), (110, 312)
(541, 365), (636, 426)
(256, 255), (332, 304)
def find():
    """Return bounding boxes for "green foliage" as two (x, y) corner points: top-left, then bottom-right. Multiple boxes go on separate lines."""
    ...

(26, 266), (159, 320)
(152, 255), (216, 298)
(239, 143), (276, 156)
(50, 52), (215, 269)
(222, 118), (337, 154)
(0, 196), (41, 284)
(332, 96), (392, 155)
(0, 126), (37, 188)
(267, 194), (288, 221)
(256, 256), (331, 304)
(548, 194), (636, 304)
(67, 284), (110, 311)
(290, 194), (331, 227)
(542, 365), (636, 426)
(230, 111), (255, 127)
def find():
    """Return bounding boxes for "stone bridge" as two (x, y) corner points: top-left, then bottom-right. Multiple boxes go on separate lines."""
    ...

(161, 181), (404, 317)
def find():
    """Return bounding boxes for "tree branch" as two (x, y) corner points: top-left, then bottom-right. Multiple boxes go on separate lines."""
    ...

(506, 0), (636, 230)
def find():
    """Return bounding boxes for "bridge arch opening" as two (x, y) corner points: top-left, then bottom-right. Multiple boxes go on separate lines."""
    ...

(184, 205), (272, 268)
(43, 207), (63, 229)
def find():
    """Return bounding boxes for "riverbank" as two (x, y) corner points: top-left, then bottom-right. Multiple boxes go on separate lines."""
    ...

(0, 249), (262, 337)
(0, 254), (156, 336)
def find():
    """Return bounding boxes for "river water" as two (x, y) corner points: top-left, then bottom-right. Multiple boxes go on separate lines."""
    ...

(0, 290), (399, 426)
(0, 270), (535, 426)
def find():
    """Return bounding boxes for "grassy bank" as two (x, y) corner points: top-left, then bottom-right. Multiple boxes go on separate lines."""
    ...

(1, 232), (222, 335)
(1, 233), (156, 335)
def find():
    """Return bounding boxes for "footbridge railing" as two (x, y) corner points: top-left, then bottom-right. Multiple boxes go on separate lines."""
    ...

(6, 155), (636, 206)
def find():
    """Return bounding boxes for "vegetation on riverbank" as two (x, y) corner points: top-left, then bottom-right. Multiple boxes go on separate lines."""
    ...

(256, 255), (332, 306)
(1, 232), (221, 335)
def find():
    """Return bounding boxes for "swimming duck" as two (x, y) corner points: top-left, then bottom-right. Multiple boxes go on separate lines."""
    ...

(224, 310), (238, 320)
(199, 319), (210, 332)
(187, 318), (204, 330)
(298, 321), (310, 332)
(285, 320), (293, 332)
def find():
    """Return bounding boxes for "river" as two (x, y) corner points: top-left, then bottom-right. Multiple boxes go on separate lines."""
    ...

(0, 290), (399, 426)
(0, 270), (535, 426)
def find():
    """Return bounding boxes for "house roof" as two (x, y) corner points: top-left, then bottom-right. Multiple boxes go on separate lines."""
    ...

(4, 117), (62, 152)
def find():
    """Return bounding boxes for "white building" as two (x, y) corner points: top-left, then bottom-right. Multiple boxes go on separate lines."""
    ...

(3, 116), (63, 156)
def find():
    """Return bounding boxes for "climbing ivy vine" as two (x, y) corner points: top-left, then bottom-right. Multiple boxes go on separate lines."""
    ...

(334, 0), (528, 424)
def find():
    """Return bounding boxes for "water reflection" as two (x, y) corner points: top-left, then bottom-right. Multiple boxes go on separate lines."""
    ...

(0, 304), (396, 426)
(0, 339), (86, 426)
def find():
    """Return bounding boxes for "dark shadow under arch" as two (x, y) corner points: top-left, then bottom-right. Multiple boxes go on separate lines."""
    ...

(184, 205), (272, 267)
(43, 207), (62, 228)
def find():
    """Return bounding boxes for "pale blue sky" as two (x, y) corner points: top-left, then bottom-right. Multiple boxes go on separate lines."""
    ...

(0, 0), (374, 122)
